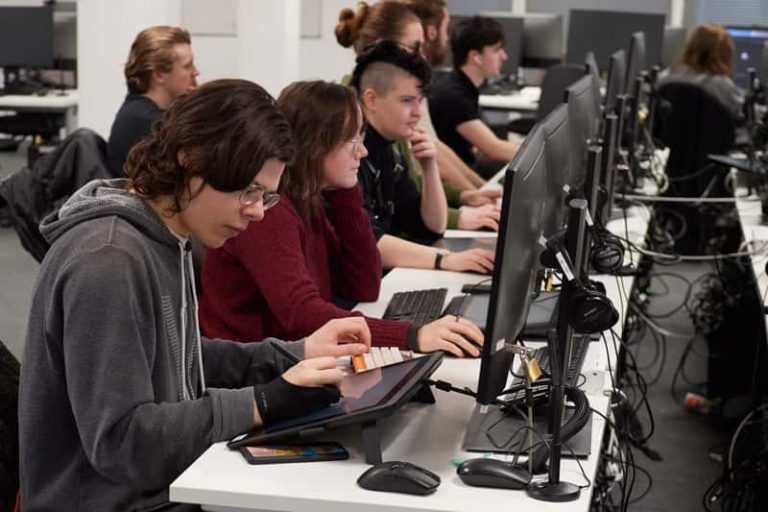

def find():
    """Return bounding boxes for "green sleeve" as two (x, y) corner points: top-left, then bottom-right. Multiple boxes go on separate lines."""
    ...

(447, 207), (460, 229)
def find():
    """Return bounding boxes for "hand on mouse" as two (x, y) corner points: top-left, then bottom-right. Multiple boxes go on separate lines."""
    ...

(440, 248), (495, 274)
(457, 204), (501, 231)
(415, 316), (484, 358)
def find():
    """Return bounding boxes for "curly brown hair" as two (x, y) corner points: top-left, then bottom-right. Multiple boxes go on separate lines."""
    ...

(124, 26), (191, 94)
(276, 81), (362, 219)
(125, 79), (295, 213)
(681, 24), (735, 78)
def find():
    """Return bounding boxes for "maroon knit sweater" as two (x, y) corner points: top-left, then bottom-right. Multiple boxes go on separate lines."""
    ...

(199, 185), (410, 347)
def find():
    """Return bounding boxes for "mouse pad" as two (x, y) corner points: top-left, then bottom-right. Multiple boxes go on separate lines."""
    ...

(462, 402), (592, 457)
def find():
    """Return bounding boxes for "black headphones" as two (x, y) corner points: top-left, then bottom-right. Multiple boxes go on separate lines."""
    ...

(590, 228), (625, 275)
(540, 236), (619, 334)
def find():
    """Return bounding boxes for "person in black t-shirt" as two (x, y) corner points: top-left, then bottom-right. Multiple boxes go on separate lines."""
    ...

(428, 16), (521, 168)
(351, 41), (494, 275)
(107, 26), (199, 176)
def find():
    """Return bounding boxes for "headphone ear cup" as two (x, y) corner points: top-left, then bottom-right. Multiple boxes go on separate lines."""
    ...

(568, 286), (619, 334)
(591, 232), (625, 275)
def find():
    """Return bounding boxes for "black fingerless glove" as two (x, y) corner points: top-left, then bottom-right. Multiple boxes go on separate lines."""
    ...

(253, 377), (341, 426)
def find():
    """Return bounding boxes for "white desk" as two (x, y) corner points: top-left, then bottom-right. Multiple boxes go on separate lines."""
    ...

(0, 89), (79, 135)
(170, 205), (649, 511)
(733, 192), (768, 333)
(479, 86), (540, 112)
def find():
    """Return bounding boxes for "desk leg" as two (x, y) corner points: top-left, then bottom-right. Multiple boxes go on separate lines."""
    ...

(360, 421), (383, 465)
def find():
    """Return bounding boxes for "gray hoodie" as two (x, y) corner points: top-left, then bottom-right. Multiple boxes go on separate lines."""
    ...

(19, 179), (303, 511)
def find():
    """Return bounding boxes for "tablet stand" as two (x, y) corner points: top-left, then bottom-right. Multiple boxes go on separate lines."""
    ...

(360, 382), (436, 464)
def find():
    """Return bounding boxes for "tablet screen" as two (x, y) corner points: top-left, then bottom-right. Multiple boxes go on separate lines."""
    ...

(264, 357), (426, 434)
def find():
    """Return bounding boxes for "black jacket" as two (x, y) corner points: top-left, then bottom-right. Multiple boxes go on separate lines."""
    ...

(0, 128), (112, 262)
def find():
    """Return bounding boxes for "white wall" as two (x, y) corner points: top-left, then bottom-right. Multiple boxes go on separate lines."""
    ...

(236, 0), (300, 98)
(298, 0), (358, 82)
(78, 0), (182, 138)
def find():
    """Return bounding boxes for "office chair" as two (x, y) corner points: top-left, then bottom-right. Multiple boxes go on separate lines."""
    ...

(508, 64), (585, 135)
(0, 340), (20, 512)
(654, 81), (736, 254)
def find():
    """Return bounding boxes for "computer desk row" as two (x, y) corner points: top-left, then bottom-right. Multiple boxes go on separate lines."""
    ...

(0, 89), (79, 134)
(479, 85), (540, 113)
(733, 190), (768, 335)
(169, 205), (650, 512)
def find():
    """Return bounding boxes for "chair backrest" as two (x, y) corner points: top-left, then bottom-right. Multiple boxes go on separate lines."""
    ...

(0, 340), (20, 512)
(536, 63), (585, 121)
(656, 81), (736, 197)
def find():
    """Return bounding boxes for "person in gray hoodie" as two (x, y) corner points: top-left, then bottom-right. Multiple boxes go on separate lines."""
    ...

(18, 79), (372, 511)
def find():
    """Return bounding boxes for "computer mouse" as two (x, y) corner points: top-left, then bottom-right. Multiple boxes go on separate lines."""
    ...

(457, 458), (530, 490)
(357, 460), (441, 495)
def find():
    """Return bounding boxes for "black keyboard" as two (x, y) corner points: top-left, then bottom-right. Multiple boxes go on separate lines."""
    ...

(507, 335), (590, 401)
(382, 288), (448, 326)
(479, 79), (520, 96)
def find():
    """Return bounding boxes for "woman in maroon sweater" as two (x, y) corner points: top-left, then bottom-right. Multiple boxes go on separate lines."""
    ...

(200, 80), (483, 357)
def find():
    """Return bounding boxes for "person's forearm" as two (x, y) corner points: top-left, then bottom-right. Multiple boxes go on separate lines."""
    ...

(419, 165), (448, 233)
(479, 138), (520, 163)
(377, 234), (437, 269)
(435, 139), (476, 190)
(442, 141), (486, 188)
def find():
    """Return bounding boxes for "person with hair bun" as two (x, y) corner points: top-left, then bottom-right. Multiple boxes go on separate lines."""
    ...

(335, 1), (502, 232)
(658, 23), (743, 118)
(107, 26), (199, 176)
(335, 1), (424, 55)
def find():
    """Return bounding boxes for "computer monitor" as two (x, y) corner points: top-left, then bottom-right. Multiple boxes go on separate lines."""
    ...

(585, 52), (600, 88)
(625, 32), (646, 96)
(538, 104), (572, 240)
(565, 75), (601, 180)
(476, 125), (549, 404)
(662, 26), (687, 69)
(600, 113), (619, 224)
(726, 26), (768, 88)
(480, 12), (524, 80)
(0, 4), (54, 68)
(521, 13), (563, 68)
(565, 10), (664, 73)
(604, 50), (626, 113)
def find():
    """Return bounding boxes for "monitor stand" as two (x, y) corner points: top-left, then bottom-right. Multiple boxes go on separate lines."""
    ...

(461, 401), (592, 459)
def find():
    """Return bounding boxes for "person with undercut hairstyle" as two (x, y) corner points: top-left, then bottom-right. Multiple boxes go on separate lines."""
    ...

(351, 40), (495, 274)
(336, 1), (502, 231)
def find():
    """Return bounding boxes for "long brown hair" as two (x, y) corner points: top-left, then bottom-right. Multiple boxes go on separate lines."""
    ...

(681, 24), (735, 78)
(335, 1), (420, 55)
(126, 79), (294, 213)
(124, 26), (191, 94)
(276, 81), (362, 219)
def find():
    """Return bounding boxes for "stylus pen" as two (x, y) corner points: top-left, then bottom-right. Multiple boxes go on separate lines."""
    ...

(270, 340), (302, 364)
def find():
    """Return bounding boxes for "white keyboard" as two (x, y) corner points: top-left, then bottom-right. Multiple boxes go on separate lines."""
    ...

(351, 347), (413, 373)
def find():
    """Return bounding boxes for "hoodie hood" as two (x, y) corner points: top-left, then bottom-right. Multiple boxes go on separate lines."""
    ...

(40, 178), (179, 248)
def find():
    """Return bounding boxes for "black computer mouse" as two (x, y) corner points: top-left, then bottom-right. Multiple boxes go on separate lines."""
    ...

(457, 458), (531, 490)
(357, 460), (441, 495)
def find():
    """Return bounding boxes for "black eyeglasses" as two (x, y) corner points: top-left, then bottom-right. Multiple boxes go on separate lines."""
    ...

(238, 183), (281, 209)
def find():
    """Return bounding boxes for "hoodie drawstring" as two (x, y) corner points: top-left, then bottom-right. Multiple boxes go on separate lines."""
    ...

(178, 241), (206, 400)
